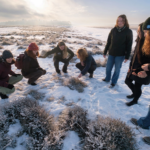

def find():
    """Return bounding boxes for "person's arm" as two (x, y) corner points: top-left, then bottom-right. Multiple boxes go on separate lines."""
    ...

(81, 56), (92, 75)
(67, 48), (74, 61)
(40, 47), (57, 58)
(103, 29), (112, 55)
(125, 30), (133, 60)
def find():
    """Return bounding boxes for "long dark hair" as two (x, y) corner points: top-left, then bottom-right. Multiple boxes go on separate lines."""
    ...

(136, 23), (145, 64)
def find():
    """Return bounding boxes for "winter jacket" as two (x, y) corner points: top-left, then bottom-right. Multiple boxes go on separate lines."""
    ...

(128, 41), (150, 85)
(81, 54), (97, 75)
(21, 51), (41, 76)
(104, 27), (133, 59)
(0, 57), (15, 87)
(43, 46), (74, 61)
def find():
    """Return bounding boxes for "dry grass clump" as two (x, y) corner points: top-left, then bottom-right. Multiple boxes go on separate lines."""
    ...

(83, 116), (137, 150)
(58, 106), (88, 139)
(0, 98), (65, 150)
(63, 77), (87, 93)
(27, 90), (45, 100)
(96, 58), (107, 67)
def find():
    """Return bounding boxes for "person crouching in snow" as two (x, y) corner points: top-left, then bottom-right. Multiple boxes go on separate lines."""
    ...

(125, 17), (150, 106)
(39, 41), (74, 74)
(76, 48), (97, 78)
(0, 50), (23, 99)
(21, 43), (46, 86)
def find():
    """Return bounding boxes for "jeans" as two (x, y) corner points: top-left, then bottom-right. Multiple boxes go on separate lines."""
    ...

(105, 55), (125, 84)
(137, 106), (150, 129)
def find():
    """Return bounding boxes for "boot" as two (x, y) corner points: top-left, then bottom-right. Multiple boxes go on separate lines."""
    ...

(56, 70), (61, 74)
(102, 78), (109, 82)
(109, 83), (115, 88)
(127, 94), (134, 99)
(142, 137), (150, 145)
(130, 118), (138, 126)
(89, 73), (93, 78)
(126, 99), (137, 106)
(0, 93), (8, 99)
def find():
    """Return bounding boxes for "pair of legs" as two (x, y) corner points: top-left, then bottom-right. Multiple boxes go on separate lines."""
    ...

(54, 58), (69, 73)
(131, 106), (150, 145)
(0, 75), (23, 98)
(25, 69), (45, 85)
(125, 77), (142, 105)
(76, 63), (96, 77)
(105, 55), (125, 85)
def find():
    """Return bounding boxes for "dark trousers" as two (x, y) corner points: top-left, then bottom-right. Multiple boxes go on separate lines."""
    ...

(125, 77), (142, 102)
(76, 63), (96, 74)
(54, 58), (69, 72)
(25, 69), (44, 84)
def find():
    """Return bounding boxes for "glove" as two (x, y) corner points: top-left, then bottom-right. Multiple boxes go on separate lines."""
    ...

(12, 74), (21, 77)
(7, 84), (14, 89)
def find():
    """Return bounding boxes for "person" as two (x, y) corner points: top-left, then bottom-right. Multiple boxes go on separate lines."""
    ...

(103, 14), (133, 88)
(40, 41), (74, 74)
(0, 50), (23, 99)
(125, 18), (150, 106)
(21, 43), (46, 86)
(76, 48), (97, 78)
(130, 17), (150, 145)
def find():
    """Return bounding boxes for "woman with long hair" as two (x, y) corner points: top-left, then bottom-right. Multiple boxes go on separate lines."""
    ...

(40, 41), (74, 74)
(21, 43), (46, 86)
(103, 14), (133, 88)
(76, 48), (97, 78)
(125, 18), (150, 106)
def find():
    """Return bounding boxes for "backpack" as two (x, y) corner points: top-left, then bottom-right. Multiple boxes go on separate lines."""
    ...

(15, 54), (25, 69)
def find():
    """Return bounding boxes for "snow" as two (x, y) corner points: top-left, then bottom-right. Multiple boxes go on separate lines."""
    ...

(62, 131), (80, 150)
(0, 26), (150, 150)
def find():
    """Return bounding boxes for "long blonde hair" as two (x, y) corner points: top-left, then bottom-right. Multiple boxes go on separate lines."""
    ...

(58, 41), (68, 59)
(142, 30), (150, 56)
(115, 14), (129, 28)
(76, 48), (88, 61)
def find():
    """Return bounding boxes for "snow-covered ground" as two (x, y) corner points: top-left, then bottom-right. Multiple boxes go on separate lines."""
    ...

(0, 26), (150, 150)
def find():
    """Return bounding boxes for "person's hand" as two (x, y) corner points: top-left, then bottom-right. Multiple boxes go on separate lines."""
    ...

(124, 59), (128, 63)
(128, 69), (130, 73)
(132, 72), (137, 76)
(137, 71), (147, 78)
(103, 55), (106, 58)
(81, 61), (84, 66)
(78, 73), (82, 78)
(141, 64), (149, 71)
(7, 84), (14, 89)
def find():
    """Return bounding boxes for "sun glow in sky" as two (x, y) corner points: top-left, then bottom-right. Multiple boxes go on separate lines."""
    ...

(0, 0), (150, 26)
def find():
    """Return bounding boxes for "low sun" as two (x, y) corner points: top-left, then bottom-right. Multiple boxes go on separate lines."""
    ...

(26, 0), (47, 12)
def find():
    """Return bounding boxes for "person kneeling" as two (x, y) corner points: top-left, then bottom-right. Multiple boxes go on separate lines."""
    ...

(0, 50), (23, 99)
(40, 41), (74, 74)
(76, 48), (97, 78)
(21, 43), (46, 86)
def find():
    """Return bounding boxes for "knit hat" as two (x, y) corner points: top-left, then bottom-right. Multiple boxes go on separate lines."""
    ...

(28, 43), (39, 51)
(142, 17), (150, 30)
(2, 50), (13, 59)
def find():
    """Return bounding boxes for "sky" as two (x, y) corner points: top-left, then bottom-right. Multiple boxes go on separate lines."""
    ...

(0, 0), (150, 26)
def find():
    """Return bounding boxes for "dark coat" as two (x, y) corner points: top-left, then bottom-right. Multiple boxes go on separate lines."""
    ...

(128, 40), (150, 85)
(0, 58), (15, 87)
(81, 54), (97, 75)
(21, 51), (41, 76)
(104, 27), (133, 59)
(43, 46), (74, 61)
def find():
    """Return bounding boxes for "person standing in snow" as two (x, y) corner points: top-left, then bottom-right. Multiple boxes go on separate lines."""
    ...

(103, 14), (133, 88)
(39, 41), (74, 74)
(0, 50), (23, 99)
(125, 18), (150, 106)
(21, 43), (46, 86)
(76, 48), (97, 78)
